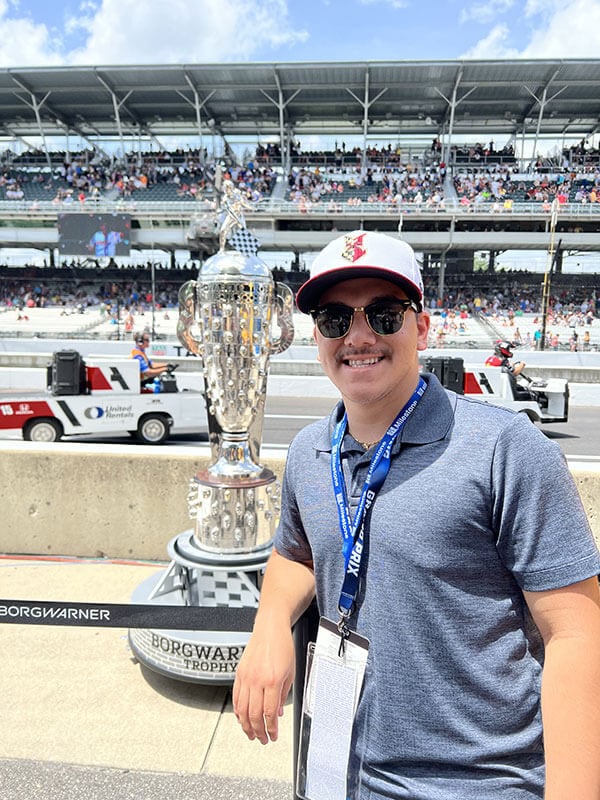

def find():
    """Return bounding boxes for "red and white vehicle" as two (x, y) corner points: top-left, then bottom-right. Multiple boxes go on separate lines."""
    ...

(464, 366), (569, 422)
(425, 357), (569, 424)
(0, 351), (206, 443)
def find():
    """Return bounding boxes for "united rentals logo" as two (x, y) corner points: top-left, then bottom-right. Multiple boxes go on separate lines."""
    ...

(342, 233), (367, 262)
(84, 403), (134, 420)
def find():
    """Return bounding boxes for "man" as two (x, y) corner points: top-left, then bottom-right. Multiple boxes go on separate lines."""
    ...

(485, 339), (526, 375)
(105, 227), (124, 257)
(485, 340), (532, 400)
(130, 332), (168, 385)
(88, 222), (108, 257)
(233, 230), (600, 799)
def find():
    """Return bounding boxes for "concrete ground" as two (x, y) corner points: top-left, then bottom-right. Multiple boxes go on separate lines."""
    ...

(0, 556), (295, 800)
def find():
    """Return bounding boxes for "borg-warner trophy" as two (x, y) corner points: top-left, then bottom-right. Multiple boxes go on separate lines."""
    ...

(128, 187), (294, 683)
(177, 241), (294, 556)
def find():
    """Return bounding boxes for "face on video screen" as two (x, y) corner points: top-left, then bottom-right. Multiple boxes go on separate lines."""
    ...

(57, 213), (131, 257)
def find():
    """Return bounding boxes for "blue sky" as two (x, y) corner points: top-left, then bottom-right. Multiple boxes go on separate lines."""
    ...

(0, 0), (599, 67)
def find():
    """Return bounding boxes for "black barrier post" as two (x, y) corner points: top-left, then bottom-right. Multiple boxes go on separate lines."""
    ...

(292, 600), (320, 800)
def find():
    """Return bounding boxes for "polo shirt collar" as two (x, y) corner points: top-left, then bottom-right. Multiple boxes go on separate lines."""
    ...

(315, 372), (456, 453)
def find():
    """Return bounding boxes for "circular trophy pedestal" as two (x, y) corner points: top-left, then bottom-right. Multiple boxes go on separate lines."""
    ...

(128, 531), (271, 684)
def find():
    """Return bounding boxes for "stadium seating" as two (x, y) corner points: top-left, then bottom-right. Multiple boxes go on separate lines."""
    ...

(1, 145), (599, 355)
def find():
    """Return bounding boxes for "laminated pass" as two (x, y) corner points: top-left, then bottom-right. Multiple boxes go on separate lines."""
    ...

(296, 617), (369, 800)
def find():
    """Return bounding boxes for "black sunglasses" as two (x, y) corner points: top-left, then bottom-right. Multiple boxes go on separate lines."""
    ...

(310, 299), (419, 339)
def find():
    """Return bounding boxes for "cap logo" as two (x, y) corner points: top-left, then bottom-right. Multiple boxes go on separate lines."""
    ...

(341, 233), (367, 263)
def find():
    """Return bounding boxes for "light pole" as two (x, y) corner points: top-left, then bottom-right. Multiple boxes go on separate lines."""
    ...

(540, 199), (560, 351)
(150, 244), (156, 339)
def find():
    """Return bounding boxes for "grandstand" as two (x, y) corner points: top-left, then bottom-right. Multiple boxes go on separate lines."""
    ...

(0, 59), (599, 351)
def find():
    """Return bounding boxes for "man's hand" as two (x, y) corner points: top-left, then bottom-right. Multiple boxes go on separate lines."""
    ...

(232, 549), (315, 745)
(232, 622), (295, 744)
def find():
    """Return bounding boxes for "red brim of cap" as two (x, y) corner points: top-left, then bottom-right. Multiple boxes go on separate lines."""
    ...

(295, 266), (423, 313)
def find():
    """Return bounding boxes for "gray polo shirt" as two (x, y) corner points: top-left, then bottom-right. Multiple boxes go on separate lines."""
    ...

(275, 373), (600, 799)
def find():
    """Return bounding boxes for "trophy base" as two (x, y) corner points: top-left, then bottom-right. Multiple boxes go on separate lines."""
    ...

(188, 469), (280, 555)
(169, 528), (273, 569)
(129, 531), (271, 684)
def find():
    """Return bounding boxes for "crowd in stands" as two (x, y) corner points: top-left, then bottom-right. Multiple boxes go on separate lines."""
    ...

(563, 138), (600, 168)
(0, 274), (180, 324)
(453, 165), (600, 209)
(277, 140), (600, 212)
(422, 277), (598, 351)
(0, 148), (277, 206)
(287, 141), (407, 170)
(1, 263), (598, 350)
(2, 140), (600, 211)
(452, 140), (516, 164)
(286, 163), (446, 209)
(426, 304), (596, 351)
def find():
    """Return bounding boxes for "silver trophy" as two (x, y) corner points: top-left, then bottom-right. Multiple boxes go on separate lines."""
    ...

(129, 191), (294, 684)
(177, 207), (294, 556)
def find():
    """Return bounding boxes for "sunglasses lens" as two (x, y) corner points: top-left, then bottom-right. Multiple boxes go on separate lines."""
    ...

(366, 303), (406, 335)
(312, 301), (412, 338)
(313, 306), (353, 338)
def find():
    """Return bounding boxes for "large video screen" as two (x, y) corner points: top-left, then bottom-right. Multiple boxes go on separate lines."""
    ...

(57, 214), (131, 257)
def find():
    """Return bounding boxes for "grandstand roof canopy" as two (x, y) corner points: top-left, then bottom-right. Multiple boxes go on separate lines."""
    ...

(1, 59), (599, 147)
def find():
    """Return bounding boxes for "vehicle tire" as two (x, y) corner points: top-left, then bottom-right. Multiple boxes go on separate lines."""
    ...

(23, 418), (63, 442)
(135, 413), (170, 444)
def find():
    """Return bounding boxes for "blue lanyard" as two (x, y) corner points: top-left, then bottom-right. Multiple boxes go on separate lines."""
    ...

(331, 377), (427, 619)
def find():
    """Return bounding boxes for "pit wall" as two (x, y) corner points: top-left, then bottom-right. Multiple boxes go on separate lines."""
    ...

(0, 443), (285, 560)
(0, 442), (598, 558)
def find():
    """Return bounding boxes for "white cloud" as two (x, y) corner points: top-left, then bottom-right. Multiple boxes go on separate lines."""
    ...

(462, 0), (600, 58)
(460, 23), (520, 58)
(65, 0), (309, 64)
(523, 0), (560, 15)
(0, 0), (308, 67)
(0, 2), (64, 66)
(520, 0), (600, 57)
(460, 0), (515, 25)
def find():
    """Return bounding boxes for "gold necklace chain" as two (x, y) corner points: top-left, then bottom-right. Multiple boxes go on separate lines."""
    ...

(350, 432), (379, 450)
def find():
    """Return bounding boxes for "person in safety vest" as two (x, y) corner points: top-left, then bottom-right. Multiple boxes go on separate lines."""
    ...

(130, 331), (169, 385)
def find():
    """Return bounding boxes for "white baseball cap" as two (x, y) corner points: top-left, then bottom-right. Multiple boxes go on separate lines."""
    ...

(295, 230), (424, 313)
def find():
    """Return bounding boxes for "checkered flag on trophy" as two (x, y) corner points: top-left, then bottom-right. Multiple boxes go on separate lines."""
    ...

(228, 228), (261, 257)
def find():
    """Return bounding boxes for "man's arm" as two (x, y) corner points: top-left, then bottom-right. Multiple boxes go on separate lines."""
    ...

(131, 353), (168, 380)
(524, 577), (600, 799)
(233, 548), (316, 745)
(143, 363), (168, 378)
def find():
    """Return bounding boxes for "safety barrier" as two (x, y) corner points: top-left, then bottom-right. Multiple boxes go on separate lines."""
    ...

(0, 442), (286, 560)
(0, 442), (597, 559)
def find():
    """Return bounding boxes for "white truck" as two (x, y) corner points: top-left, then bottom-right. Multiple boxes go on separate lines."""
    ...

(0, 350), (207, 443)
(425, 356), (569, 424)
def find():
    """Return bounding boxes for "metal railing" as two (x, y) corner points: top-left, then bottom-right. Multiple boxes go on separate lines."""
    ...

(1, 198), (600, 220)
